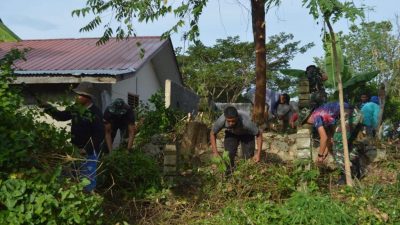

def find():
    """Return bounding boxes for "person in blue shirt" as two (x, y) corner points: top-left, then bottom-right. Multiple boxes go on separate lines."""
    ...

(361, 99), (380, 137)
(357, 93), (370, 110)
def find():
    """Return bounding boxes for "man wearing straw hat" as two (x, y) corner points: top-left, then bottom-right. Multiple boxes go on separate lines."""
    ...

(40, 82), (104, 192)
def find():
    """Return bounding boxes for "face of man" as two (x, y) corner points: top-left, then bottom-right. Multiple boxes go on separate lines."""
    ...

(279, 95), (286, 104)
(225, 117), (238, 128)
(306, 115), (314, 124)
(75, 94), (91, 106)
(360, 94), (369, 103)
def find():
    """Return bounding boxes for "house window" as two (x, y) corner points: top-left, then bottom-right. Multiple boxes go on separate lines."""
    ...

(128, 93), (139, 109)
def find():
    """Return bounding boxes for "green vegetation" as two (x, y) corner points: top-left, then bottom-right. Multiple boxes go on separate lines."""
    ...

(113, 158), (399, 225)
(0, 49), (104, 224)
(3, 0), (400, 221)
(135, 90), (186, 147)
(0, 19), (21, 42)
(100, 150), (162, 199)
(0, 168), (103, 224)
(177, 35), (313, 101)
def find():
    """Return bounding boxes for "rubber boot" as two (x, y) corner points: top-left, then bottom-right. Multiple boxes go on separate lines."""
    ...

(336, 172), (346, 185)
(351, 158), (361, 179)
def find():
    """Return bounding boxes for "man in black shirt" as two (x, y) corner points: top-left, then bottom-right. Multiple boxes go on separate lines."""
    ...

(103, 98), (136, 152)
(41, 82), (104, 192)
(306, 65), (328, 109)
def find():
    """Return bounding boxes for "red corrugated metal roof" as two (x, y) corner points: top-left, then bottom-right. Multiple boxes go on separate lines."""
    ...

(0, 37), (168, 75)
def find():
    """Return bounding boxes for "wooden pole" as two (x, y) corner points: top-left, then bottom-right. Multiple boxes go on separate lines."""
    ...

(325, 18), (353, 186)
(251, 0), (267, 125)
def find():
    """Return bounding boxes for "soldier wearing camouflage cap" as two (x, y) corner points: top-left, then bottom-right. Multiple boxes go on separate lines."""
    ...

(103, 98), (136, 152)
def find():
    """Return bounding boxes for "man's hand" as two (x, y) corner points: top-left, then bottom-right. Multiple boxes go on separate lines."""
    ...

(253, 154), (260, 163)
(321, 73), (328, 81)
(79, 148), (86, 156)
(317, 153), (328, 164)
(212, 151), (220, 158)
(37, 101), (51, 109)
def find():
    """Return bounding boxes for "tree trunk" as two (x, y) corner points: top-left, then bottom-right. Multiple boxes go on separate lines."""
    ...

(325, 18), (353, 186)
(251, 0), (267, 125)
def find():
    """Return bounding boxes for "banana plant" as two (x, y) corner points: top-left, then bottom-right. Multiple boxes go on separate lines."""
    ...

(280, 67), (379, 91)
(280, 34), (379, 95)
(323, 33), (349, 89)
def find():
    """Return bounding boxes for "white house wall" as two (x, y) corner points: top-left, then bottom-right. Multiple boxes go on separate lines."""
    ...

(109, 62), (160, 148)
(111, 62), (161, 104)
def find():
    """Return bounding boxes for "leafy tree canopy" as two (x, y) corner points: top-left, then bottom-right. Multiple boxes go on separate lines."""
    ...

(177, 34), (313, 102)
(72, 0), (209, 45)
(340, 20), (400, 92)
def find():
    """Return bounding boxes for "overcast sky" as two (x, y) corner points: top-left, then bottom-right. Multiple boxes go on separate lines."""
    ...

(0, 0), (399, 69)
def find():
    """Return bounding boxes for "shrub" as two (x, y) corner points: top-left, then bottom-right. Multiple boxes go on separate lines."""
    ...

(135, 90), (186, 147)
(0, 168), (103, 224)
(99, 150), (162, 198)
(0, 49), (103, 224)
(204, 159), (321, 201)
(0, 49), (72, 173)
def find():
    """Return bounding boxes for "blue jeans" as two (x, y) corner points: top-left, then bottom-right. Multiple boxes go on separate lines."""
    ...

(80, 154), (98, 192)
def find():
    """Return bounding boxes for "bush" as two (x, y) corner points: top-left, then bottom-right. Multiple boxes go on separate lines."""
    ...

(0, 168), (103, 224)
(135, 90), (186, 147)
(0, 49), (103, 224)
(0, 49), (72, 173)
(204, 159), (321, 201)
(99, 150), (162, 198)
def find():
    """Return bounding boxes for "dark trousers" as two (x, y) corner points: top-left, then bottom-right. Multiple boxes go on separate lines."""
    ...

(224, 131), (255, 173)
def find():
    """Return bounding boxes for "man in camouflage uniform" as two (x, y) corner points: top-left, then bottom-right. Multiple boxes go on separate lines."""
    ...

(304, 102), (363, 185)
(332, 106), (363, 184)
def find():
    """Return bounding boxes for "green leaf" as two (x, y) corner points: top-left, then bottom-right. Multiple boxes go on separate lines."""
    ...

(324, 33), (345, 88)
(343, 70), (380, 89)
(279, 69), (305, 78)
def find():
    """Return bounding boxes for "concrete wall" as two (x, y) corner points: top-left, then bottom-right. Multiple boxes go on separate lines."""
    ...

(215, 103), (253, 115)
(165, 79), (199, 114)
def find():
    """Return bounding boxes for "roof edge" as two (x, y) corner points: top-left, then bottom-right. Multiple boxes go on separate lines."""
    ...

(14, 68), (135, 76)
(13, 75), (117, 84)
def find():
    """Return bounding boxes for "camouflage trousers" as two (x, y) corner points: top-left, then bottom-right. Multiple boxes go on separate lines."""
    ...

(332, 109), (363, 172)
(332, 131), (360, 172)
(310, 90), (327, 109)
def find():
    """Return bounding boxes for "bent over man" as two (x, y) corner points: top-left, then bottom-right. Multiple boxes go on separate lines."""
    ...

(103, 98), (136, 152)
(304, 102), (362, 185)
(210, 106), (263, 174)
